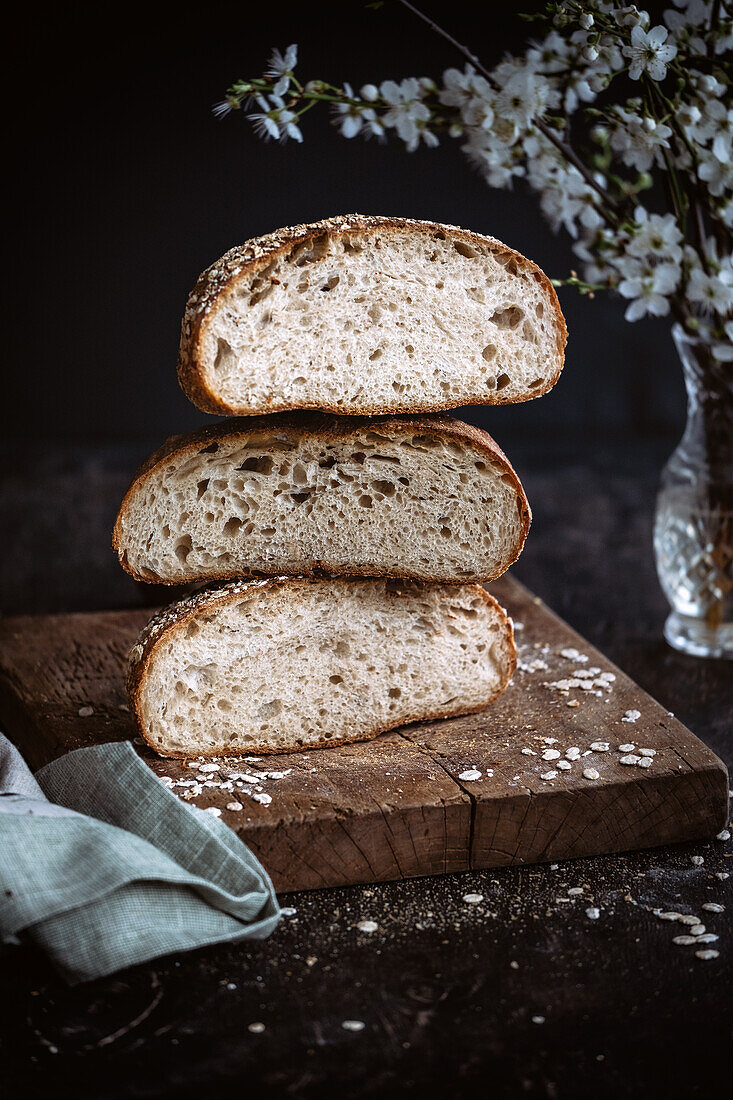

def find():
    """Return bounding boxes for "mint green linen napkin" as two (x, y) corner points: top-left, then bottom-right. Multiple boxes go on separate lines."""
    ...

(0, 735), (280, 984)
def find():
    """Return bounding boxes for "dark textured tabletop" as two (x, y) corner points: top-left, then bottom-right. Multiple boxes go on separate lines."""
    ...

(1, 433), (730, 1100)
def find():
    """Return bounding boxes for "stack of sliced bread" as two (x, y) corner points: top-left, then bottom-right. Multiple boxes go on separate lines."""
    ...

(114, 215), (566, 758)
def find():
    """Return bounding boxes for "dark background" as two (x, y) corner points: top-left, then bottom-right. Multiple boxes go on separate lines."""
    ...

(7, 0), (683, 448)
(2, 9), (730, 1098)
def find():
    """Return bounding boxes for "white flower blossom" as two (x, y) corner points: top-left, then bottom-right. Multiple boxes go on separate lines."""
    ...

(615, 6), (651, 31)
(264, 46), (298, 96)
(380, 78), (433, 151)
(332, 84), (382, 140)
(610, 109), (672, 171)
(698, 152), (733, 197)
(463, 127), (524, 189)
(494, 65), (559, 127)
(687, 262), (733, 316)
(439, 66), (495, 132)
(617, 259), (681, 320)
(624, 24), (677, 81)
(573, 229), (624, 286)
(532, 157), (605, 238)
(525, 32), (572, 75)
(627, 207), (683, 264)
(212, 97), (237, 119)
(265, 44), (298, 80)
(248, 94), (302, 143)
(665, 0), (711, 41)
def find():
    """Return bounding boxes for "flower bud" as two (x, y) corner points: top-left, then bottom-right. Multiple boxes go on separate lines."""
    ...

(360, 84), (379, 102)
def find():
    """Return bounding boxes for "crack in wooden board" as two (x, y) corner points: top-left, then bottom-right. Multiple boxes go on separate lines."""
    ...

(0, 576), (727, 893)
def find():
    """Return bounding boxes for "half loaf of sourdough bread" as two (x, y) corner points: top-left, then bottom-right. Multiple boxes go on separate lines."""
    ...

(128, 576), (515, 757)
(113, 413), (530, 585)
(178, 215), (566, 416)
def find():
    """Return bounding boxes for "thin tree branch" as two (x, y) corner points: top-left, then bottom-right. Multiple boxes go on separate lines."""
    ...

(395, 0), (622, 223)
(708, 0), (722, 60)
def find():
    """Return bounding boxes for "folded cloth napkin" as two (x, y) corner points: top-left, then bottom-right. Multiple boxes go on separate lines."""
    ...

(0, 733), (280, 984)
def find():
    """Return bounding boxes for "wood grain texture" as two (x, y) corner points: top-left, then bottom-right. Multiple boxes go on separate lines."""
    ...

(0, 575), (726, 893)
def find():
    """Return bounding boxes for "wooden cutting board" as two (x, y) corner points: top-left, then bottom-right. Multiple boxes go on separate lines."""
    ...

(0, 575), (727, 894)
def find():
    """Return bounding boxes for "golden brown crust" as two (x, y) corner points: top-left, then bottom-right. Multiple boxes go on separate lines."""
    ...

(127, 577), (516, 759)
(112, 412), (532, 585)
(176, 214), (567, 416)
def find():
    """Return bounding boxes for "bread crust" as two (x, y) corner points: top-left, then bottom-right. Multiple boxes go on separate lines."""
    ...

(177, 214), (567, 416)
(127, 576), (517, 759)
(112, 412), (532, 585)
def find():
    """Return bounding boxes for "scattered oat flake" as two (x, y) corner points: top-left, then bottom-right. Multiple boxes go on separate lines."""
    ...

(702, 902), (725, 913)
(518, 658), (549, 673)
(521, 748), (536, 756)
(281, 906), (297, 916)
(565, 747), (581, 760)
(531, 1015), (546, 1024)
(638, 748), (656, 757)
(716, 829), (731, 841)
(695, 933), (719, 943)
(673, 935), (699, 945)
(689, 924), (706, 935)
(252, 792), (272, 805)
(566, 700), (580, 708)
(583, 769), (600, 781)
(305, 955), (317, 967)
(248, 1022), (265, 1034)
(716, 872), (729, 881)
(463, 893), (484, 904)
(568, 887), (584, 896)
(561, 648), (587, 662)
(226, 801), (243, 811)
(543, 737), (558, 745)
(357, 920), (378, 933)
(618, 744), (636, 753)
(204, 806), (222, 817)
(621, 710), (641, 723)
(557, 760), (572, 771)
(638, 757), (652, 768)
(586, 907), (600, 920)
(656, 911), (682, 921)
(690, 855), (704, 866)
(678, 914), (702, 925)
(78, 706), (94, 717)
(590, 742), (610, 752)
(266, 770), (291, 780)
(695, 949), (720, 960)
(199, 763), (220, 773)
(541, 771), (558, 781)
(342, 1020), (365, 1032)
(459, 769), (482, 781)
(620, 755), (640, 766)
(542, 749), (561, 761)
